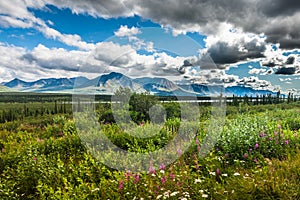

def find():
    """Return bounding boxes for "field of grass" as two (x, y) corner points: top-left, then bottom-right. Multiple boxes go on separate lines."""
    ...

(0, 100), (299, 199)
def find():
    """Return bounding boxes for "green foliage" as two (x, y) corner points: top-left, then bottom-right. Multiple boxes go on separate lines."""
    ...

(0, 101), (299, 199)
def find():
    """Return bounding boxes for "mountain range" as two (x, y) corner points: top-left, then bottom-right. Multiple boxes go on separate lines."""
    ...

(1, 72), (276, 97)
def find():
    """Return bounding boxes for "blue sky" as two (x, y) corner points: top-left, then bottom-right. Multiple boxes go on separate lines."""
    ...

(0, 1), (299, 94)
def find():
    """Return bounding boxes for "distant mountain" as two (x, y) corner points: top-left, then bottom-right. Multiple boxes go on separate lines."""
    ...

(3, 77), (89, 92)
(2, 72), (276, 96)
(225, 86), (276, 96)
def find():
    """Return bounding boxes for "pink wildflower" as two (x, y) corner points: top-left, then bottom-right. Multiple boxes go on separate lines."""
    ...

(148, 166), (156, 175)
(159, 164), (166, 170)
(118, 180), (124, 190)
(133, 174), (140, 184)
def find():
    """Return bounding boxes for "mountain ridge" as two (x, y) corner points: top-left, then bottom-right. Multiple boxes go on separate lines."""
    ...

(2, 72), (276, 97)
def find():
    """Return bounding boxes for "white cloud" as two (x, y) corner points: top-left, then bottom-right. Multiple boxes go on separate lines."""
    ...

(114, 25), (141, 37)
(249, 68), (267, 75)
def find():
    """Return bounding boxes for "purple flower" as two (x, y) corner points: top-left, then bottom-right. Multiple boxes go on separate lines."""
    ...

(260, 132), (266, 137)
(249, 148), (253, 153)
(243, 153), (248, 159)
(254, 143), (259, 149)
(161, 176), (167, 185)
(177, 149), (183, 156)
(148, 166), (156, 175)
(196, 138), (200, 145)
(268, 137), (273, 141)
(274, 131), (278, 136)
(33, 157), (37, 161)
(285, 140), (289, 145)
(169, 173), (175, 180)
(159, 164), (166, 170)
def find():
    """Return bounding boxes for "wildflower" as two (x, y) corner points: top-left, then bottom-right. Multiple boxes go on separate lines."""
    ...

(199, 190), (204, 193)
(156, 194), (162, 199)
(1, 148), (5, 153)
(260, 132), (265, 137)
(133, 174), (140, 184)
(233, 172), (240, 176)
(169, 173), (175, 180)
(209, 171), (216, 176)
(161, 176), (167, 185)
(170, 191), (179, 197)
(254, 143), (259, 149)
(268, 137), (273, 141)
(197, 145), (201, 152)
(278, 124), (282, 130)
(159, 164), (166, 170)
(196, 138), (200, 145)
(148, 166), (156, 175)
(225, 153), (230, 158)
(177, 149), (182, 156)
(222, 174), (228, 177)
(274, 131), (278, 136)
(285, 140), (289, 145)
(118, 180), (124, 190)
(243, 153), (248, 159)
(183, 192), (190, 198)
(249, 148), (253, 153)
(33, 157), (37, 161)
(195, 179), (202, 184)
(125, 171), (131, 179)
(163, 190), (170, 198)
(216, 168), (221, 176)
(254, 158), (258, 163)
(37, 138), (42, 143)
(202, 194), (209, 198)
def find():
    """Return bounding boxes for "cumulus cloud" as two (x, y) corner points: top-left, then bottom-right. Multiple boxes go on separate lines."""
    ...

(0, 41), (194, 83)
(114, 25), (141, 38)
(0, 1), (95, 50)
(262, 46), (300, 75)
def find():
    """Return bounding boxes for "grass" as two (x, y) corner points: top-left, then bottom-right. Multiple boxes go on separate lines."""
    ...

(0, 103), (299, 199)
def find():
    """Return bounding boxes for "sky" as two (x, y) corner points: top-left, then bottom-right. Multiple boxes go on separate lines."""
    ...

(0, 0), (300, 94)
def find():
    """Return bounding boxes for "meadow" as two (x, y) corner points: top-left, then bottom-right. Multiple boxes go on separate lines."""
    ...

(0, 92), (299, 199)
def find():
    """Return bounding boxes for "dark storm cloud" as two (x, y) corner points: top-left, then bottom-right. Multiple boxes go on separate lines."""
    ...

(44, 0), (300, 49)
(275, 67), (296, 75)
(206, 40), (266, 65)
(132, 0), (300, 50)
